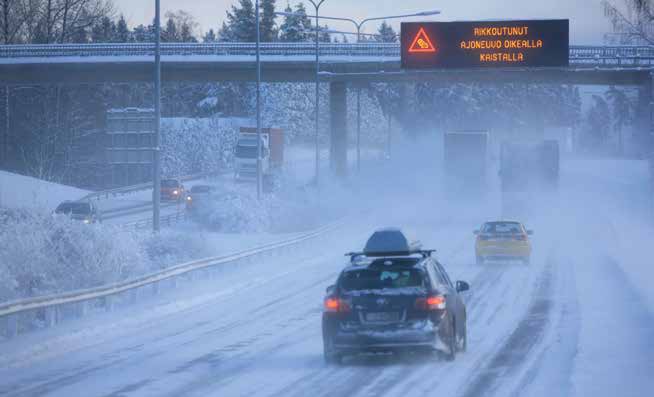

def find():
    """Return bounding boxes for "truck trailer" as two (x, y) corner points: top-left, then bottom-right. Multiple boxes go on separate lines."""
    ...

(443, 131), (489, 195)
(234, 127), (284, 182)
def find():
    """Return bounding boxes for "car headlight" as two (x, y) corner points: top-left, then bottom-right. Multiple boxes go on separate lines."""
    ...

(83, 219), (91, 224)
(186, 196), (192, 201)
(173, 190), (179, 195)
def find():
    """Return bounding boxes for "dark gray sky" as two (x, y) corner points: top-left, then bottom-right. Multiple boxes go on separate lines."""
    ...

(115, 0), (612, 44)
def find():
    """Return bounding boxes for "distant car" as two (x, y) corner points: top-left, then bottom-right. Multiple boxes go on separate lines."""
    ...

(322, 228), (470, 364)
(474, 221), (533, 265)
(54, 201), (102, 224)
(185, 184), (213, 212)
(161, 179), (185, 201)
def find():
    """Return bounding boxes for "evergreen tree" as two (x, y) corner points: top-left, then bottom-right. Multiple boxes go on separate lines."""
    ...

(180, 22), (197, 42)
(203, 28), (217, 42)
(279, 2), (310, 42)
(91, 16), (116, 43)
(584, 95), (612, 150)
(606, 86), (633, 153)
(218, 21), (233, 41)
(70, 26), (88, 43)
(115, 15), (130, 42)
(296, 3), (312, 39)
(223, 0), (256, 42)
(163, 17), (178, 42)
(260, 0), (277, 41)
(319, 24), (330, 42)
(133, 24), (153, 42)
(376, 21), (397, 43)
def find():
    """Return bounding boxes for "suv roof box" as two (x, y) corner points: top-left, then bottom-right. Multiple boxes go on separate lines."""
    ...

(363, 228), (422, 257)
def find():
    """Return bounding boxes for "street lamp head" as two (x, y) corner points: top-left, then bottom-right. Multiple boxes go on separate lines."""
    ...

(418, 10), (441, 16)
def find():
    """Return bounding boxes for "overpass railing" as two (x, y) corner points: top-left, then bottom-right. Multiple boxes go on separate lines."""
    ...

(2, 43), (654, 68)
(570, 45), (654, 67)
(0, 42), (400, 58)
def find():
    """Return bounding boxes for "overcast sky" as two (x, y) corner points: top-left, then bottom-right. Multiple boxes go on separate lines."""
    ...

(114, 0), (612, 44)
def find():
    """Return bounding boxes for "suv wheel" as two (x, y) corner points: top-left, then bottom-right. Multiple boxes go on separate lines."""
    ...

(457, 320), (467, 353)
(323, 339), (342, 365)
(445, 323), (456, 361)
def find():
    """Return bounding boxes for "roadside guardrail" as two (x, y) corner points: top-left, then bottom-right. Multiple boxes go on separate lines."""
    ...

(0, 218), (344, 339)
(123, 210), (186, 230)
(80, 173), (210, 202)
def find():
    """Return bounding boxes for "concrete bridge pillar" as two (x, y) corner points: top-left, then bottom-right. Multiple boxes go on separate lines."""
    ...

(330, 81), (348, 177)
(636, 75), (653, 157)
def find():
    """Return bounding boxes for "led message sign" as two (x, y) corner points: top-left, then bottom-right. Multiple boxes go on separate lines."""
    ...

(401, 20), (569, 69)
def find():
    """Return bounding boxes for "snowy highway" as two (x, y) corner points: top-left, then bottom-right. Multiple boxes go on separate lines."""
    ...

(1, 155), (653, 397)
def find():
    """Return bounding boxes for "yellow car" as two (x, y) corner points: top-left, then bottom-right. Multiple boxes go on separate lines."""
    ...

(474, 221), (533, 265)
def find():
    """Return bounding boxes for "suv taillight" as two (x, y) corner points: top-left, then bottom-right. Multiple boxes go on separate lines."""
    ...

(514, 234), (527, 241)
(324, 297), (351, 313)
(415, 295), (446, 311)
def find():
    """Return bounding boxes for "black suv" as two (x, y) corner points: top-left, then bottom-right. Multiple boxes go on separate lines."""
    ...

(322, 229), (470, 364)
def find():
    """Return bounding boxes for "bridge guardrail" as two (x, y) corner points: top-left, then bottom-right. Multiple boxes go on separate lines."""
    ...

(0, 218), (344, 339)
(0, 42), (401, 58)
(2, 43), (654, 68)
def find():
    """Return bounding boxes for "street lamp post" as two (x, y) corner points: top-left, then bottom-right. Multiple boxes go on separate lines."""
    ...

(308, 0), (326, 185)
(277, 10), (439, 174)
(153, 0), (161, 232)
(322, 11), (440, 173)
(255, 0), (262, 199)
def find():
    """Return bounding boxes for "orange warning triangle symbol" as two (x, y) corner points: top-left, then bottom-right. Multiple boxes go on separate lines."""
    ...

(408, 27), (436, 53)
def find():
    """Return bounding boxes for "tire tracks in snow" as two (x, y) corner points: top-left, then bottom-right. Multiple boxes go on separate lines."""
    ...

(459, 259), (554, 397)
(270, 261), (510, 397)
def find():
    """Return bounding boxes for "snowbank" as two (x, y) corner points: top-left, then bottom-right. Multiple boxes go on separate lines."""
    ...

(0, 170), (89, 211)
(0, 209), (225, 303)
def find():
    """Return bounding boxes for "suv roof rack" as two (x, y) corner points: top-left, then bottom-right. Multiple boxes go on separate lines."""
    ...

(345, 250), (435, 263)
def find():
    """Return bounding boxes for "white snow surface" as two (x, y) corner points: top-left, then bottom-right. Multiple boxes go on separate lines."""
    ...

(0, 137), (653, 397)
(0, 170), (89, 210)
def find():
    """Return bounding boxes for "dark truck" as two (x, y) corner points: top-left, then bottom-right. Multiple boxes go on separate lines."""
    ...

(443, 131), (489, 195)
(499, 140), (560, 217)
(499, 140), (560, 192)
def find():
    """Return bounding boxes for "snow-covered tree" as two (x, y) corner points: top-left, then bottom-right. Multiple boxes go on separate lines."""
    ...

(203, 28), (217, 42)
(115, 15), (130, 42)
(162, 17), (178, 42)
(164, 10), (199, 42)
(132, 23), (153, 42)
(603, 0), (654, 44)
(279, 2), (311, 42)
(180, 22), (197, 42)
(90, 16), (116, 42)
(221, 0), (256, 42)
(260, 0), (277, 41)
(606, 86), (634, 153)
(376, 21), (397, 43)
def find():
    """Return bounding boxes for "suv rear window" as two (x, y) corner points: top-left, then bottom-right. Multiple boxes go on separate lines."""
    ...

(340, 268), (425, 292)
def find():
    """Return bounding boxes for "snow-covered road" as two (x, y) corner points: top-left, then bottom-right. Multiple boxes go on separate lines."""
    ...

(1, 156), (653, 397)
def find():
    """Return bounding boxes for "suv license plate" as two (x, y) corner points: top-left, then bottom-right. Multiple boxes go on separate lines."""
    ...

(366, 312), (400, 322)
